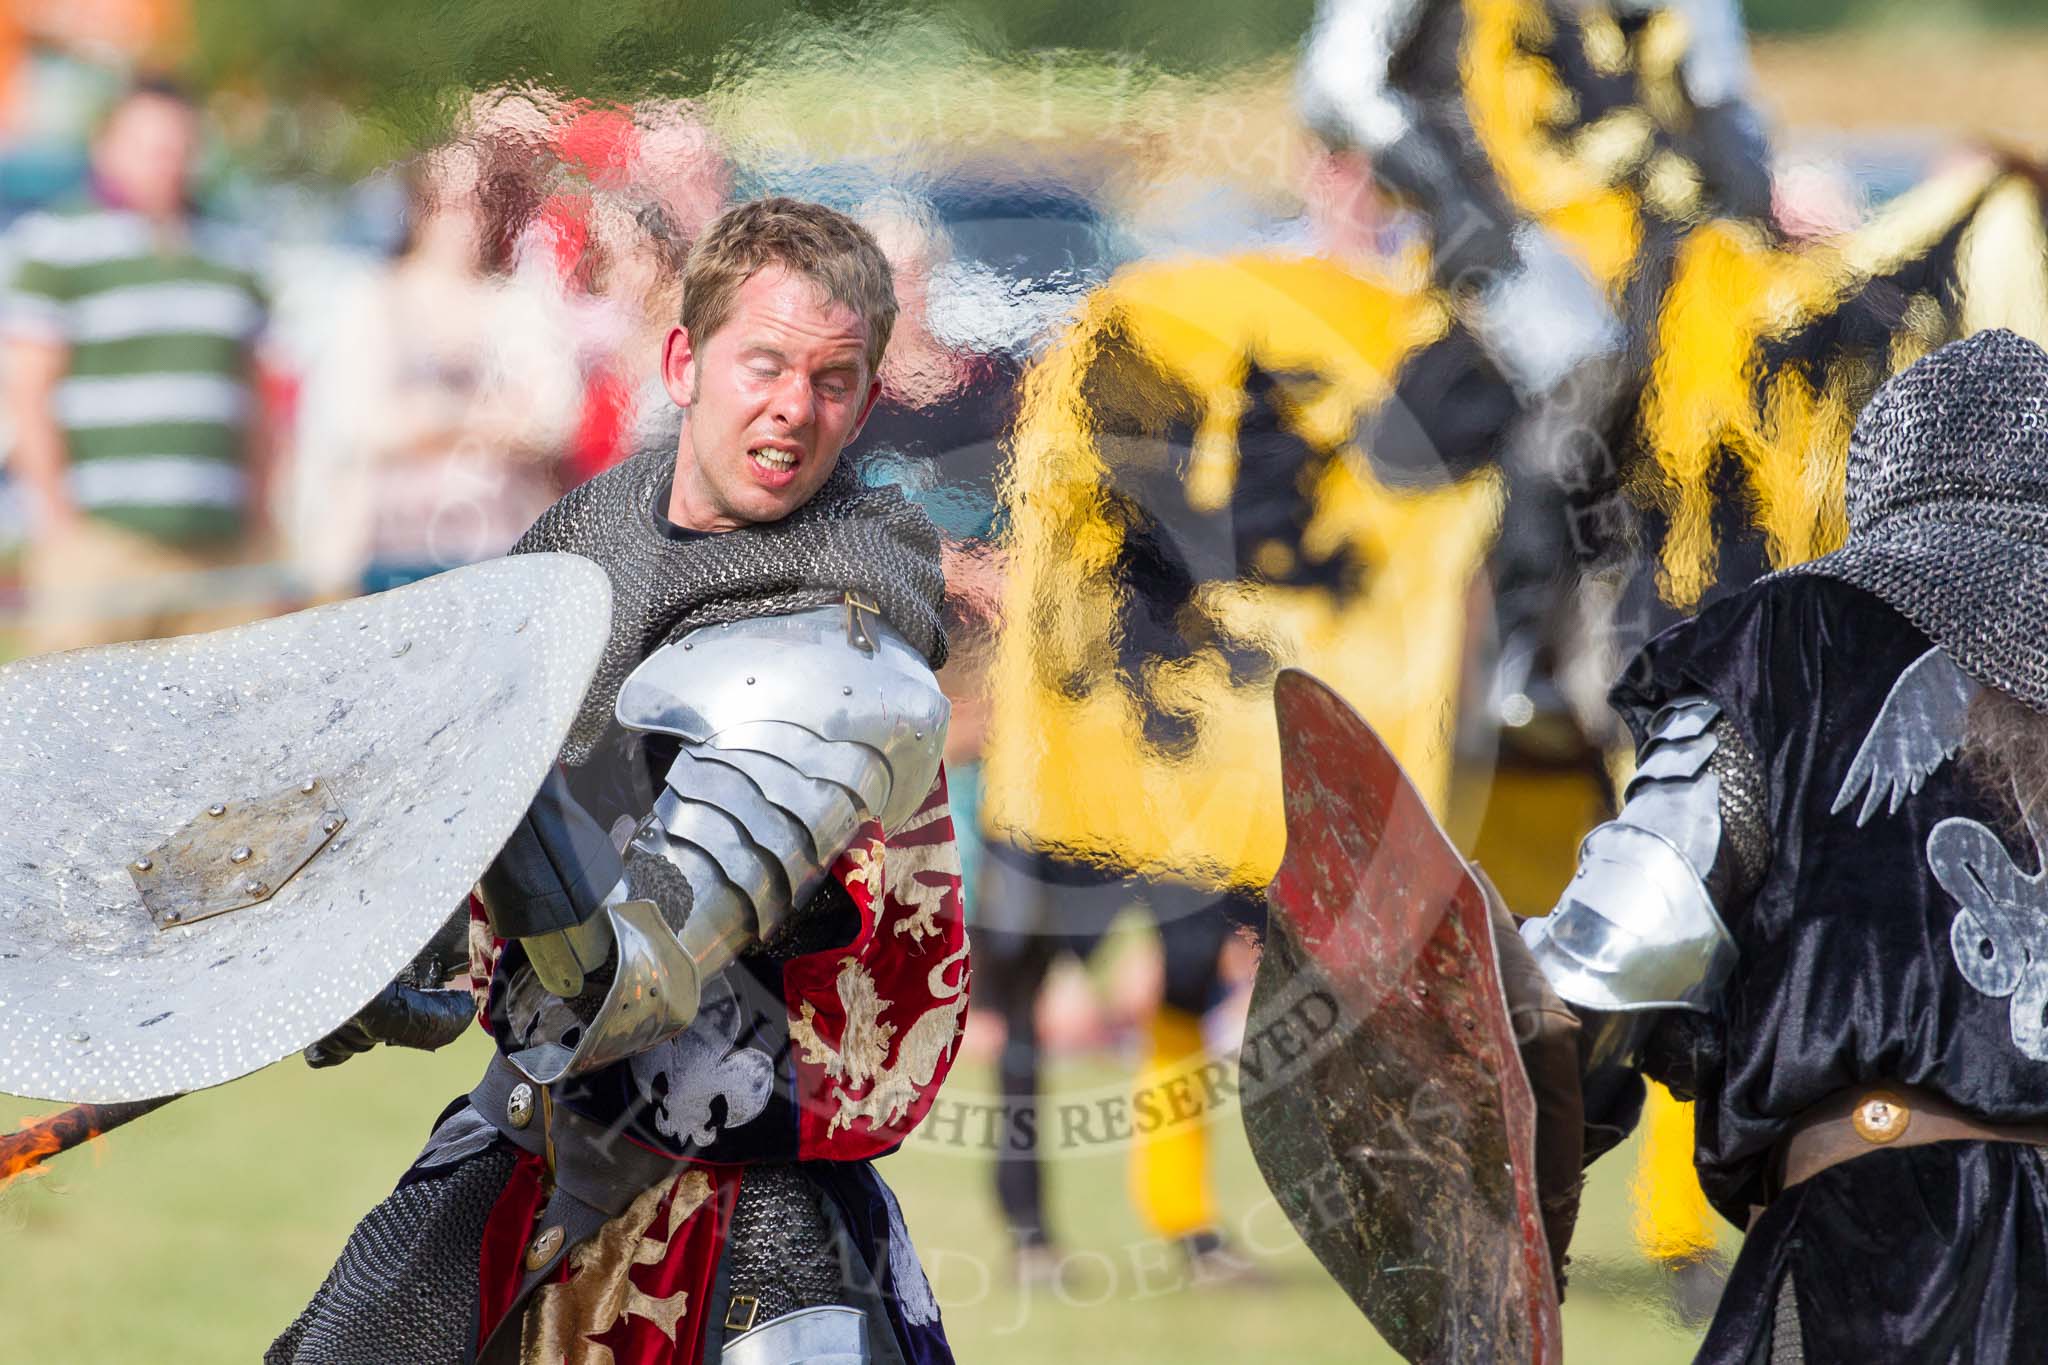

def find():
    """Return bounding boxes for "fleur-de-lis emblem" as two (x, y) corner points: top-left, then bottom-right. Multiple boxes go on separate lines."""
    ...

(627, 975), (774, 1147)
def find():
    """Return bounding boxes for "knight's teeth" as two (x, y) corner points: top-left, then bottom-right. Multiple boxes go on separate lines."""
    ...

(752, 448), (796, 470)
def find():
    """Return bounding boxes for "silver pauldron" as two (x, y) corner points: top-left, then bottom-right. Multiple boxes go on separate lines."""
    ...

(509, 602), (948, 1085)
(1521, 696), (1741, 1029)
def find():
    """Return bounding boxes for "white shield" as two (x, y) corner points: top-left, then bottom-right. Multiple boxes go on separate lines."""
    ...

(0, 553), (610, 1103)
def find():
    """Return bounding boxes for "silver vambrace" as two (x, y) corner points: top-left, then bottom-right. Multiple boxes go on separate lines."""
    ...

(508, 602), (948, 1084)
(1522, 695), (1764, 1065)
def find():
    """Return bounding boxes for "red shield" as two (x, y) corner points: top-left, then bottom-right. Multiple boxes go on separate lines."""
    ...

(1242, 669), (1560, 1364)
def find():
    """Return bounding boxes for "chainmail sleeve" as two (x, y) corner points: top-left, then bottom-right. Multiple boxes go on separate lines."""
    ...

(623, 843), (694, 932)
(1630, 718), (1768, 1102)
(1707, 715), (1770, 906)
(1515, 697), (1771, 1159)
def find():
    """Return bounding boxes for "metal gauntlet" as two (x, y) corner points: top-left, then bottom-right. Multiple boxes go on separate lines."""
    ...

(504, 603), (948, 1085)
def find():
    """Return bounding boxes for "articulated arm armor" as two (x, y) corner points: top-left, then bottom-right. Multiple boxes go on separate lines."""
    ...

(1296, 0), (1429, 158)
(1500, 692), (1765, 1280)
(1521, 694), (1766, 1067)
(482, 603), (948, 1086)
(1298, 0), (1520, 288)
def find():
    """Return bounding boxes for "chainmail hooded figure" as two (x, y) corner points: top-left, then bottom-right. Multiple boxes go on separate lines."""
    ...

(1503, 326), (2048, 1362)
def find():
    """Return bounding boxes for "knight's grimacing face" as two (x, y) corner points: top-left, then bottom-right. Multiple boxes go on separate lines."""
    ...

(662, 265), (883, 532)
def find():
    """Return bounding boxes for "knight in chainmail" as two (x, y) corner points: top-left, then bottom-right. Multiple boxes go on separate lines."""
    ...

(1498, 330), (2048, 1362)
(271, 198), (967, 1365)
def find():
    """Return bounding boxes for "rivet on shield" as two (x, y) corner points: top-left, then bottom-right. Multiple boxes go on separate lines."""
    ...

(746, 676), (756, 685)
(301, 778), (319, 795)
(243, 878), (266, 897)
(206, 803), (226, 818)
(133, 857), (153, 872)
(842, 686), (853, 696)
(229, 846), (253, 864)
(322, 815), (343, 835)
(526, 1225), (565, 1271)
(506, 1082), (535, 1130)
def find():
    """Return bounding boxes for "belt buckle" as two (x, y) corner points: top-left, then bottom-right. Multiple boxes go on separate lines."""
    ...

(1852, 1091), (1911, 1145)
(725, 1293), (761, 1333)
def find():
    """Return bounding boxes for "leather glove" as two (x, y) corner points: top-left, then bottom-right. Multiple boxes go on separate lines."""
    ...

(1476, 862), (1586, 1301)
(303, 982), (478, 1069)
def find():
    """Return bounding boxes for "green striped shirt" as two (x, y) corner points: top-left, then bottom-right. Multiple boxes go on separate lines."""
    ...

(4, 201), (268, 544)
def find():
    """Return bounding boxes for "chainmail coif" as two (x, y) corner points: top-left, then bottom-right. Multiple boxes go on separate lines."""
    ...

(1780, 328), (2048, 714)
(515, 448), (948, 764)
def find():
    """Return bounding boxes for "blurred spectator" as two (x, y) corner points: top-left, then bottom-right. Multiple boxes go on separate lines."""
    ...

(544, 102), (728, 484)
(549, 193), (696, 485)
(852, 190), (1021, 904)
(2, 76), (276, 652)
(854, 192), (1019, 543)
(1301, 143), (1416, 268)
(290, 138), (578, 595)
(1773, 149), (1871, 240)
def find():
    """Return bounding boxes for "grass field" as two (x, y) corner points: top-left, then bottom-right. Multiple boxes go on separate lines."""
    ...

(0, 1029), (1730, 1363)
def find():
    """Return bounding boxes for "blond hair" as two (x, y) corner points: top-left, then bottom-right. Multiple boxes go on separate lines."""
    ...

(679, 197), (897, 374)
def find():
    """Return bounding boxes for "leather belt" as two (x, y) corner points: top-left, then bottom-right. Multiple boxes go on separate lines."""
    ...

(469, 1053), (687, 1364)
(1775, 1083), (2048, 1194)
(469, 1050), (679, 1217)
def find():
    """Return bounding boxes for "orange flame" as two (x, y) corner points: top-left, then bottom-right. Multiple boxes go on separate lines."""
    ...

(0, 1109), (98, 1195)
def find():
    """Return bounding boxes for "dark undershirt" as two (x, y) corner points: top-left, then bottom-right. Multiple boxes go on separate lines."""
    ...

(647, 470), (713, 544)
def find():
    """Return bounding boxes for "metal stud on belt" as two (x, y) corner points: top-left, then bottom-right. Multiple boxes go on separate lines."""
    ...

(1852, 1092), (1911, 1144)
(506, 1082), (535, 1131)
(526, 1225), (565, 1271)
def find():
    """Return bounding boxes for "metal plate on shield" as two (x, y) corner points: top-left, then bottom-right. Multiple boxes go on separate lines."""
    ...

(130, 779), (346, 928)
(0, 553), (612, 1105)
